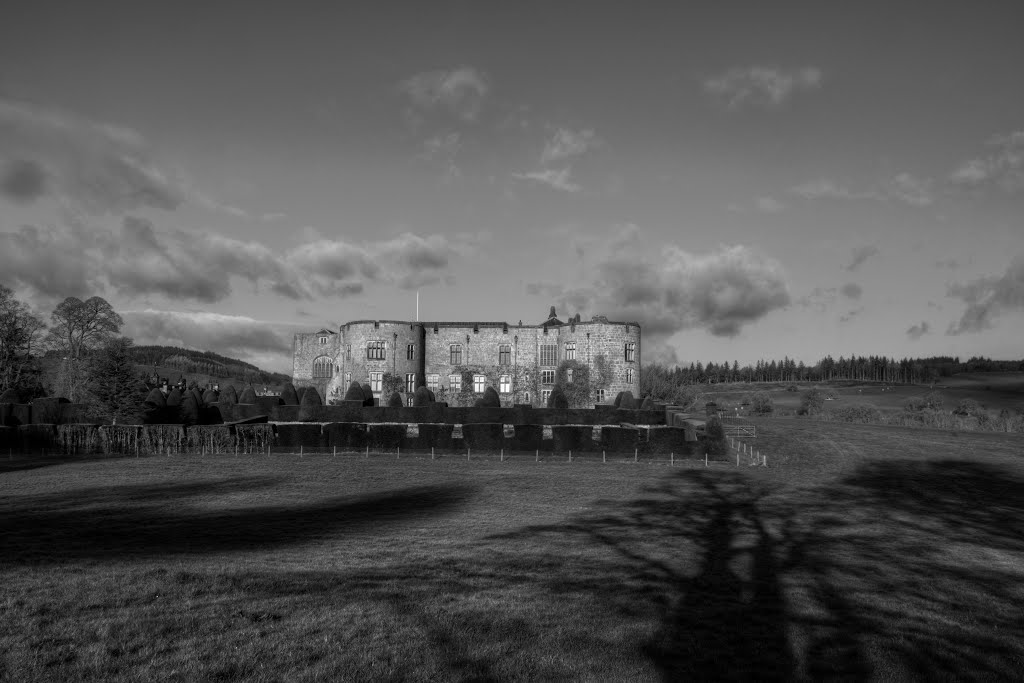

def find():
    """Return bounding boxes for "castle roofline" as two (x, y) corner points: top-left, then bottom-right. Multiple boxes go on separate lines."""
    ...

(322, 317), (641, 331)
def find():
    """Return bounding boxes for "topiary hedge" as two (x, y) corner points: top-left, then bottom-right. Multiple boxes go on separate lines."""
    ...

(480, 386), (501, 408)
(547, 385), (569, 409)
(281, 383), (299, 406)
(413, 386), (433, 407)
(360, 383), (375, 407)
(238, 386), (258, 404)
(221, 384), (238, 405)
(388, 391), (404, 408)
(344, 382), (365, 402)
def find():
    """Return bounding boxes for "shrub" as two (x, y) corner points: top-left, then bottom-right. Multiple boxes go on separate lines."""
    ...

(953, 398), (983, 416)
(750, 391), (774, 415)
(480, 386), (501, 408)
(547, 385), (569, 409)
(296, 386), (307, 403)
(704, 416), (728, 455)
(800, 388), (825, 416)
(613, 391), (624, 408)
(639, 396), (654, 411)
(785, 384), (799, 392)
(144, 387), (166, 407)
(904, 391), (943, 412)
(413, 386), (432, 407)
(344, 382), (365, 402)
(201, 389), (218, 405)
(180, 393), (200, 426)
(166, 388), (183, 407)
(238, 386), (258, 404)
(0, 388), (20, 403)
(360, 383), (375, 407)
(387, 391), (403, 408)
(825, 402), (882, 423)
(281, 383), (299, 406)
(220, 385), (238, 405)
(617, 391), (637, 410)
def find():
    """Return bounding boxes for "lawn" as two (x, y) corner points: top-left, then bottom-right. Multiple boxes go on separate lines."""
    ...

(2, 421), (1024, 681)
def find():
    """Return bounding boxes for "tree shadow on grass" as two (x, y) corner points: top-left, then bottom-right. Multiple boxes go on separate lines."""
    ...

(0, 478), (476, 564)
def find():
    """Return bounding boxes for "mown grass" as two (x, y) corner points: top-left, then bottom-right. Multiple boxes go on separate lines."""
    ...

(2, 423), (1024, 681)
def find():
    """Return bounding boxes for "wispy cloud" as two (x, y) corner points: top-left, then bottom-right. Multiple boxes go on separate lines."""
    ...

(845, 245), (879, 272)
(399, 66), (489, 122)
(420, 131), (462, 182)
(511, 168), (581, 193)
(540, 128), (601, 165)
(704, 66), (823, 109)
(754, 196), (785, 213)
(946, 252), (1024, 334)
(906, 321), (931, 340)
(886, 172), (933, 206)
(0, 97), (184, 214)
(790, 174), (933, 206)
(950, 131), (1024, 191)
(790, 179), (882, 201)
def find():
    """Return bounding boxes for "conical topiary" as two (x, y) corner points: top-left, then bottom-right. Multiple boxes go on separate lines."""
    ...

(639, 396), (654, 411)
(360, 383), (375, 407)
(296, 386), (307, 403)
(387, 391), (403, 408)
(618, 391), (637, 410)
(297, 385), (322, 422)
(144, 387), (166, 407)
(221, 384), (238, 405)
(613, 391), (624, 408)
(180, 392), (200, 426)
(202, 389), (218, 405)
(413, 386), (432, 407)
(190, 388), (204, 408)
(480, 386), (501, 408)
(238, 385), (258, 404)
(547, 385), (569, 409)
(166, 387), (183, 406)
(344, 381), (365, 402)
(281, 383), (299, 405)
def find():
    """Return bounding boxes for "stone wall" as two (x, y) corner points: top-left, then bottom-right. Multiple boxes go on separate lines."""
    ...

(292, 329), (341, 399)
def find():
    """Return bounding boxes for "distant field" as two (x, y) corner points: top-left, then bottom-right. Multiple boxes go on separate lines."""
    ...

(2, 421), (1023, 681)
(700, 372), (1024, 415)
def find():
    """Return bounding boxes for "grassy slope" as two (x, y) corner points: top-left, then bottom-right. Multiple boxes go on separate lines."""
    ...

(702, 372), (1024, 415)
(2, 422), (1024, 681)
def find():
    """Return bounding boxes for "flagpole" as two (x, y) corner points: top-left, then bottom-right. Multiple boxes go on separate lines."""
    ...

(416, 290), (419, 321)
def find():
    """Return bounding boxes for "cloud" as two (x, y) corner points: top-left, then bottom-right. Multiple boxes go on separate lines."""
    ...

(420, 132), (461, 181)
(704, 66), (822, 109)
(906, 321), (931, 340)
(539, 229), (790, 338)
(540, 128), (601, 165)
(754, 196), (785, 213)
(121, 309), (299, 370)
(797, 286), (837, 312)
(840, 282), (863, 299)
(399, 66), (489, 122)
(946, 252), (1024, 334)
(1, 159), (48, 203)
(511, 168), (581, 193)
(839, 307), (863, 324)
(886, 172), (933, 206)
(0, 97), (184, 214)
(845, 245), (879, 271)
(790, 179), (881, 201)
(950, 131), (1024, 191)
(0, 218), (468, 303)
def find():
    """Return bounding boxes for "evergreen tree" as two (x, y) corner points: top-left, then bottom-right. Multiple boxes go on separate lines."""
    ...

(89, 337), (145, 424)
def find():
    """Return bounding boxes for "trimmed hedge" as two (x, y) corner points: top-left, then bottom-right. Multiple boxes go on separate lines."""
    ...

(275, 423), (325, 449)
(344, 382), (365, 402)
(510, 424), (543, 451)
(388, 392), (404, 408)
(360, 383), (375, 407)
(600, 426), (639, 452)
(368, 424), (406, 449)
(480, 386), (501, 408)
(221, 385), (238, 405)
(413, 386), (433, 407)
(552, 425), (595, 453)
(238, 386), (258, 404)
(461, 423), (505, 451)
(281, 383), (299, 406)
(416, 423), (454, 450)
(547, 386), (569, 410)
(323, 422), (368, 450)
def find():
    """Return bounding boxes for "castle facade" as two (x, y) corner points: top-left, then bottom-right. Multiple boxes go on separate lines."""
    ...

(292, 309), (641, 407)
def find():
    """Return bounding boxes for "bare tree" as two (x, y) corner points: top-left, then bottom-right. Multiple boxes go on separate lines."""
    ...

(45, 296), (123, 401)
(0, 285), (46, 397)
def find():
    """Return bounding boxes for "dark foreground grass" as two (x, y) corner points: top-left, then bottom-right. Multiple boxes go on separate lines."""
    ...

(2, 425), (1023, 681)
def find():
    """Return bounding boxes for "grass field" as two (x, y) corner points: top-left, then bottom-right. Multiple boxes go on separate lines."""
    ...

(2, 420), (1024, 681)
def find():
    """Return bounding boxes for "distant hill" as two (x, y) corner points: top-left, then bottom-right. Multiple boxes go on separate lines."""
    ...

(127, 345), (292, 388)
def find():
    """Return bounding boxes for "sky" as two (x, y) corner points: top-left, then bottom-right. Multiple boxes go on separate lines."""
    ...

(2, 1), (1023, 374)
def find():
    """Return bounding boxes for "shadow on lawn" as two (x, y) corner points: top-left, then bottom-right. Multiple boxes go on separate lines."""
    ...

(0, 478), (475, 564)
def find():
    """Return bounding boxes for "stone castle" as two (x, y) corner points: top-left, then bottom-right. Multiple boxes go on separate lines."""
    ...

(292, 308), (641, 407)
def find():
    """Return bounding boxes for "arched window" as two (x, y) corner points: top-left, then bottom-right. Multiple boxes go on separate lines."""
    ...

(312, 356), (334, 378)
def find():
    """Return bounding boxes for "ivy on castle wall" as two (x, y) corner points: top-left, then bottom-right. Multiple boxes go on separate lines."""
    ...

(555, 360), (592, 408)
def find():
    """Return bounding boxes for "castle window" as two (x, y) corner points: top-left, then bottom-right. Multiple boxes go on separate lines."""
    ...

(405, 373), (416, 393)
(524, 392), (530, 403)
(312, 356), (334, 379)
(566, 368), (574, 383)
(542, 389), (552, 405)
(450, 344), (462, 365)
(407, 343), (415, 360)
(565, 341), (576, 360)
(319, 336), (328, 345)
(626, 368), (633, 383)
(369, 372), (383, 393)
(407, 396), (415, 406)
(540, 344), (557, 366)
(597, 389), (606, 403)
(449, 374), (461, 392)
(625, 342), (636, 363)
(367, 340), (386, 360)
(541, 369), (555, 384)
(499, 375), (511, 393)
(498, 344), (511, 365)
(345, 372), (352, 386)
(427, 374), (439, 391)
(473, 374), (486, 393)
